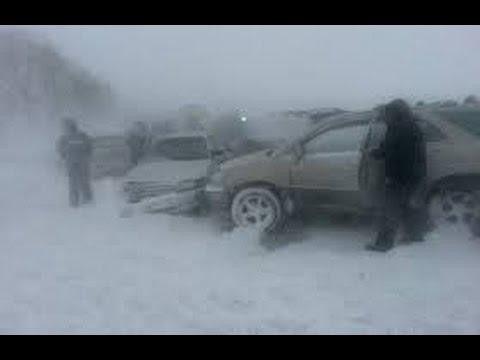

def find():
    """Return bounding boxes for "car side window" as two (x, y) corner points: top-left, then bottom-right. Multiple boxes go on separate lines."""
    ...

(305, 125), (368, 154)
(416, 118), (447, 142)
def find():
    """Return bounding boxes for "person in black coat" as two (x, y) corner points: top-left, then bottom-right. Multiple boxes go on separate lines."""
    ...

(366, 99), (427, 252)
(57, 117), (94, 207)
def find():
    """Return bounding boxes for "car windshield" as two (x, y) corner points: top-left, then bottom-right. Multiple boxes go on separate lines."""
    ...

(435, 108), (480, 137)
(151, 137), (209, 160)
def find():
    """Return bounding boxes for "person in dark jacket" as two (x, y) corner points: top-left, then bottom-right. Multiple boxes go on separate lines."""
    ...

(57, 117), (93, 207)
(126, 121), (149, 167)
(366, 99), (427, 252)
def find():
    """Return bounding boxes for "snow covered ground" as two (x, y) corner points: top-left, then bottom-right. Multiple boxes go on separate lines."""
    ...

(1, 125), (480, 334)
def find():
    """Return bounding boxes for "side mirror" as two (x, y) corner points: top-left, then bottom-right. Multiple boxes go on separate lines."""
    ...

(210, 147), (234, 163)
(210, 149), (225, 157)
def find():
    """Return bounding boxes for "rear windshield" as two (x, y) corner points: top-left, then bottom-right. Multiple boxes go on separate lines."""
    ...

(435, 109), (480, 137)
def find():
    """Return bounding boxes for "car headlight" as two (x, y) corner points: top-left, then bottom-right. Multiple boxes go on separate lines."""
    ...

(208, 171), (222, 185)
(205, 172), (224, 192)
(176, 178), (204, 192)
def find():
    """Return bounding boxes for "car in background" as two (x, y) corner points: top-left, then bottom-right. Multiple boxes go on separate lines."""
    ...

(122, 132), (219, 215)
(91, 135), (131, 179)
(206, 105), (480, 233)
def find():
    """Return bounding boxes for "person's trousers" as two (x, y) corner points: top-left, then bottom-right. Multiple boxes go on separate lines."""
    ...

(375, 183), (426, 247)
(68, 162), (93, 207)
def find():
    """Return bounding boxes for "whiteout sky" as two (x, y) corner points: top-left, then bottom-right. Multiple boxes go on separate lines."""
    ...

(6, 25), (480, 112)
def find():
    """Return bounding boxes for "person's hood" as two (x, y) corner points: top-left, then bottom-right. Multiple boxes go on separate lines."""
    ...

(125, 158), (211, 184)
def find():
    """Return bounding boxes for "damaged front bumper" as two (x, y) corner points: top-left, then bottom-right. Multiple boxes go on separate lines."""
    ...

(122, 188), (204, 216)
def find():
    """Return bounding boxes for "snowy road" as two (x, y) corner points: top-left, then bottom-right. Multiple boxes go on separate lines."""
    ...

(1, 132), (480, 334)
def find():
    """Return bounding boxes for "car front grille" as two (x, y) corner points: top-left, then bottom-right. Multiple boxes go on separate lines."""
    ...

(125, 182), (176, 203)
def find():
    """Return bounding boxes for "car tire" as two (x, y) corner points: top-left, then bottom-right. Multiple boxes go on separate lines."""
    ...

(427, 188), (480, 230)
(230, 186), (284, 233)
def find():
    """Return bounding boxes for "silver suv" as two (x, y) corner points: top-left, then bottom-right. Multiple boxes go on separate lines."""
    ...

(206, 105), (480, 232)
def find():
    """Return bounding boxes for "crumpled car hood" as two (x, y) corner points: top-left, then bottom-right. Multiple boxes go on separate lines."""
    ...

(125, 159), (211, 184)
(219, 150), (272, 172)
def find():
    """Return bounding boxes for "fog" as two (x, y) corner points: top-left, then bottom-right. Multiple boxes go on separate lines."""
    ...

(7, 25), (480, 113)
